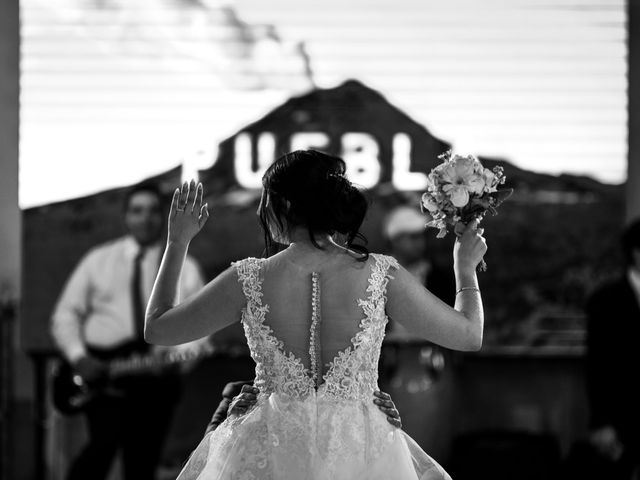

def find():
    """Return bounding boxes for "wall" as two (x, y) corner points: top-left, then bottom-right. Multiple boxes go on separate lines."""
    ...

(0, 0), (20, 298)
(1, 1), (37, 478)
(629, 0), (640, 223)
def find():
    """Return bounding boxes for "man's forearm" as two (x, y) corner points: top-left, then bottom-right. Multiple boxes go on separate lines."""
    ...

(51, 260), (92, 363)
(51, 314), (87, 363)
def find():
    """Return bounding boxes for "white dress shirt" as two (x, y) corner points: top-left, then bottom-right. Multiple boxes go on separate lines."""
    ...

(51, 235), (206, 363)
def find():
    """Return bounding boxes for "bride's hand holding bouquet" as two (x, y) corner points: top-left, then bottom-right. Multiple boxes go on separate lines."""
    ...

(420, 150), (513, 271)
(454, 218), (489, 276)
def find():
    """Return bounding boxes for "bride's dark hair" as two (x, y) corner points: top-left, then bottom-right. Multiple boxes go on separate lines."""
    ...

(258, 150), (369, 261)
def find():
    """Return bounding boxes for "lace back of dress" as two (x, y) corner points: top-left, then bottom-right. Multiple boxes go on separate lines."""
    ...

(232, 254), (400, 400)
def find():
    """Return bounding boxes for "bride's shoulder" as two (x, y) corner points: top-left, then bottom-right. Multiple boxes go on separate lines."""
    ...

(230, 256), (266, 267)
(369, 252), (401, 271)
(228, 257), (267, 280)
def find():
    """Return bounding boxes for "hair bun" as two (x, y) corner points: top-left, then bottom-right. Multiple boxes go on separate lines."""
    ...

(325, 174), (366, 235)
(259, 149), (370, 260)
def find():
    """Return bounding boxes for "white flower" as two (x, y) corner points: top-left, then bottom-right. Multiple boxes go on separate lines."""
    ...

(467, 173), (486, 195)
(444, 185), (470, 207)
(440, 155), (481, 207)
(442, 156), (475, 184)
(482, 168), (498, 192)
(426, 174), (437, 192)
(421, 193), (439, 213)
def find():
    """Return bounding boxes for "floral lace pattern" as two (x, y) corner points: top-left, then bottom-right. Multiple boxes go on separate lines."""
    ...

(231, 253), (399, 402)
(176, 253), (453, 480)
(179, 393), (405, 480)
(231, 257), (315, 399)
(322, 253), (399, 400)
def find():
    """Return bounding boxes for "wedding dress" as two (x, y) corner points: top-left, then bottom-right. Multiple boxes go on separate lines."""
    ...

(176, 253), (452, 480)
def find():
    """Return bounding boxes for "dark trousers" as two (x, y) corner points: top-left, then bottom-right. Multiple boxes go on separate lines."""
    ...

(66, 373), (182, 480)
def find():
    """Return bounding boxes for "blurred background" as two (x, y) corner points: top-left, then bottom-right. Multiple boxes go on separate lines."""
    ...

(0, 0), (636, 478)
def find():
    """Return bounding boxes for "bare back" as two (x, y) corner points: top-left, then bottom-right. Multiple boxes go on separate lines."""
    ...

(232, 248), (399, 398)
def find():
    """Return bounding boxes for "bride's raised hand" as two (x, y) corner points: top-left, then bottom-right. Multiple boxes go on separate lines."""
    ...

(168, 180), (210, 246)
(453, 218), (487, 273)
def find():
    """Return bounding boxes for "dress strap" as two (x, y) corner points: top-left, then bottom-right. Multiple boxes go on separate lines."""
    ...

(231, 257), (266, 311)
(367, 253), (400, 306)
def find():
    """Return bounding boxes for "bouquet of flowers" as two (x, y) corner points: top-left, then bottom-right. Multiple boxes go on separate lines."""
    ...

(420, 150), (513, 271)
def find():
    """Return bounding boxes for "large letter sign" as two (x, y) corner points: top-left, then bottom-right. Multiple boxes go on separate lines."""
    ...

(234, 132), (275, 189)
(290, 132), (330, 151)
(392, 133), (428, 191)
(341, 133), (381, 189)
(231, 131), (425, 191)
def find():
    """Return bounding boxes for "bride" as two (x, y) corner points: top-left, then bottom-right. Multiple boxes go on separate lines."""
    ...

(145, 150), (486, 479)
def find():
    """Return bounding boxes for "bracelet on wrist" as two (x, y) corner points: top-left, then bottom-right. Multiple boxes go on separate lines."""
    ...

(456, 286), (480, 295)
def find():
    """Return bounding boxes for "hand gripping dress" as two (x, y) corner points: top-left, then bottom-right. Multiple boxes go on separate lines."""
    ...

(176, 253), (452, 480)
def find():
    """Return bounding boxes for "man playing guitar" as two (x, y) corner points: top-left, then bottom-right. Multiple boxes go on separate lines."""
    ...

(50, 181), (208, 480)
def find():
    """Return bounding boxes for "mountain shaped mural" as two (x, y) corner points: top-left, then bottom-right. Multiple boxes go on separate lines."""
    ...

(22, 80), (624, 353)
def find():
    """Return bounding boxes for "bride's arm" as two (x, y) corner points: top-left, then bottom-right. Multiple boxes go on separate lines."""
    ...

(386, 221), (486, 351)
(144, 181), (244, 346)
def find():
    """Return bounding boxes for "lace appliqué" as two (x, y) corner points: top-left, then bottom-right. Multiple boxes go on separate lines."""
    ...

(322, 253), (399, 400)
(232, 257), (315, 399)
(231, 253), (399, 402)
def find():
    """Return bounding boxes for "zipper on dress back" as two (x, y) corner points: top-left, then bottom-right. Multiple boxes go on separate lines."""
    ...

(309, 271), (322, 388)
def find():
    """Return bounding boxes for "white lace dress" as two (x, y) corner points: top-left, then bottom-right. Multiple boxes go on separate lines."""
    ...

(176, 253), (451, 480)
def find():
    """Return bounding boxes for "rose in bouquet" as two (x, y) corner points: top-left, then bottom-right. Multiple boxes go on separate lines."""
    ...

(420, 150), (513, 271)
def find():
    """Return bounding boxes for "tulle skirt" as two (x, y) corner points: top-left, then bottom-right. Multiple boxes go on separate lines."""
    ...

(176, 392), (452, 480)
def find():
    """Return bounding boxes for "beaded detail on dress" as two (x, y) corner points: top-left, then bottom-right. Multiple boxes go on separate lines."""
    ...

(309, 271), (322, 388)
(231, 253), (399, 401)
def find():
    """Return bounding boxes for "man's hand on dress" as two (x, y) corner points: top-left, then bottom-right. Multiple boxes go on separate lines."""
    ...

(227, 386), (403, 429)
(227, 384), (260, 417)
(373, 390), (402, 428)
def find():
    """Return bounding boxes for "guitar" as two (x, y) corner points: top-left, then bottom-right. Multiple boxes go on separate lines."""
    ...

(51, 341), (217, 415)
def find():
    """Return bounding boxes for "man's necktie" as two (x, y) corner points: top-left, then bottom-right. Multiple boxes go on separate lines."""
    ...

(131, 247), (147, 349)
